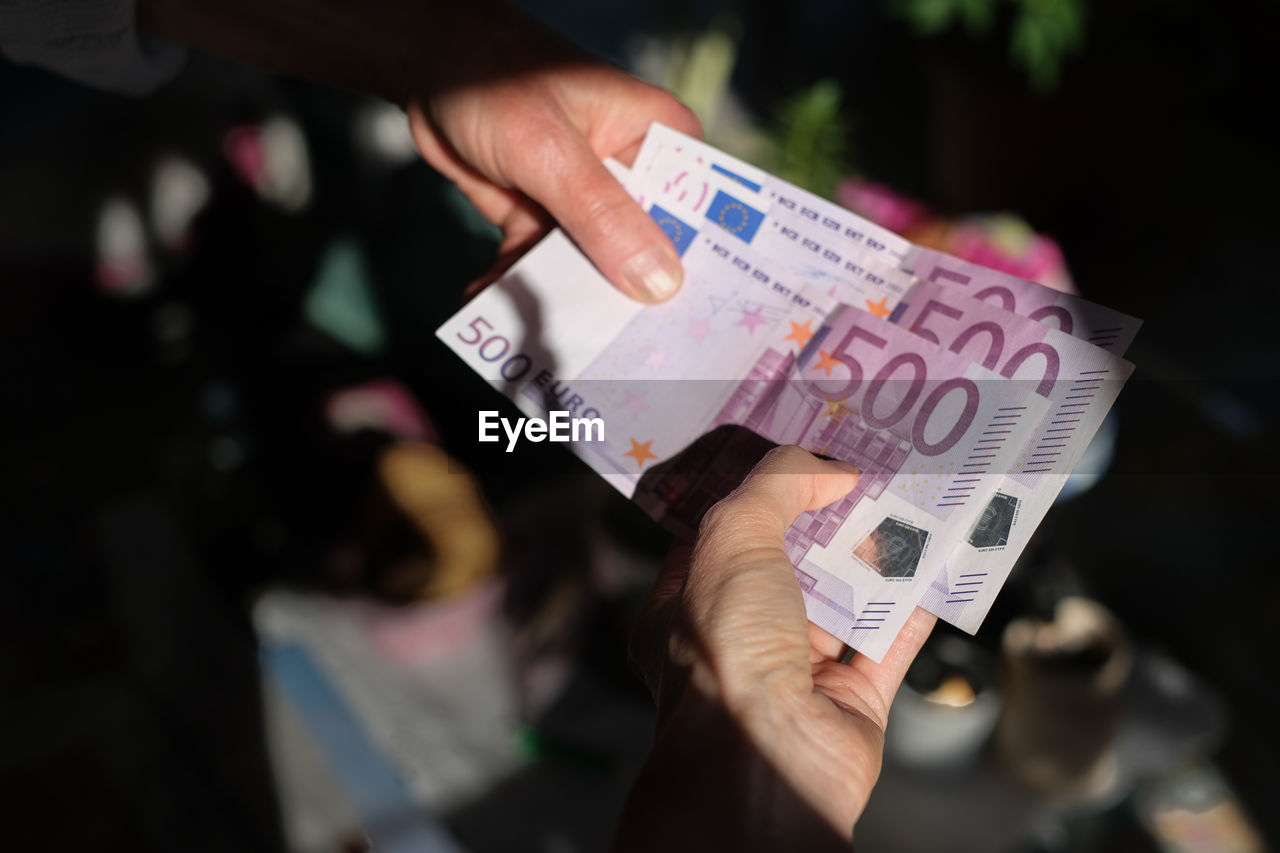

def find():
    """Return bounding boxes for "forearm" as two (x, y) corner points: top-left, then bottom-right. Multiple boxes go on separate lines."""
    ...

(613, 681), (853, 852)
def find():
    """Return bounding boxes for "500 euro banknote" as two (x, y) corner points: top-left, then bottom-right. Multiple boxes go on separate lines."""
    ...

(626, 126), (1139, 635)
(439, 219), (1047, 660)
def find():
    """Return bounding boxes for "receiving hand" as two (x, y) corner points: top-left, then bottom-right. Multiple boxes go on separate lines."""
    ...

(622, 446), (936, 848)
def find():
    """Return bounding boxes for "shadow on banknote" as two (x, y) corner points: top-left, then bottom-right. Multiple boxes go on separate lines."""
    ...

(632, 423), (943, 584)
(633, 423), (781, 541)
(496, 272), (558, 400)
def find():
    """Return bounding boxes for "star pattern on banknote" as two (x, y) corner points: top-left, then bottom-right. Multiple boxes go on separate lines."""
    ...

(686, 317), (713, 344)
(717, 201), (752, 235)
(823, 398), (851, 421)
(784, 320), (814, 348)
(644, 347), (673, 372)
(813, 349), (842, 376)
(624, 438), (658, 470)
(865, 296), (892, 318)
(737, 305), (766, 334)
(650, 214), (687, 249)
(621, 390), (650, 418)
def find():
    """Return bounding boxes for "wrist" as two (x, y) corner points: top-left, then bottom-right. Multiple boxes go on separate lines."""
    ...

(732, 688), (867, 835)
(652, 659), (863, 841)
(618, 681), (853, 852)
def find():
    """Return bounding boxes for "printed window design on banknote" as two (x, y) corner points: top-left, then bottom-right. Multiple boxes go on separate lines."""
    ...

(967, 492), (1019, 549)
(853, 518), (931, 579)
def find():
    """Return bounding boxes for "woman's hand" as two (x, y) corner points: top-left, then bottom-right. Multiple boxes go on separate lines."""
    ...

(621, 446), (936, 848)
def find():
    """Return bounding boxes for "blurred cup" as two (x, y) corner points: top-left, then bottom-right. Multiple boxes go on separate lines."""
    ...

(995, 596), (1132, 797)
(886, 634), (1000, 771)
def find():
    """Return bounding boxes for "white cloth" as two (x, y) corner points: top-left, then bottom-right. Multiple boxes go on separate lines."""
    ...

(0, 0), (183, 94)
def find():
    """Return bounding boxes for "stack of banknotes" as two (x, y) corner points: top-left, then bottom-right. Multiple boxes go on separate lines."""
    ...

(438, 124), (1140, 661)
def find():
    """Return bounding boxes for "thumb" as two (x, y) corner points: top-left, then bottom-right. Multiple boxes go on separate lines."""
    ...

(511, 122), (685, 303)
(701, 446), (861, 558)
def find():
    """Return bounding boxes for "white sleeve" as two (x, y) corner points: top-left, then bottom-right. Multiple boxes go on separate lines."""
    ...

(1, 0), (184, 95)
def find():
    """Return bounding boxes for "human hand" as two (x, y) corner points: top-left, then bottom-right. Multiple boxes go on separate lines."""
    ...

(399, 1), (702, 302)
(621, 446), (936, 848)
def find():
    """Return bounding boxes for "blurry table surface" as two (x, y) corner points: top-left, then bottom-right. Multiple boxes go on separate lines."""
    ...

(855, 648), (1226, 852)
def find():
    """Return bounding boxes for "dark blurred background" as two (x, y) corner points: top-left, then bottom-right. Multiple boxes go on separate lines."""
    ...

(1, 0), (1277, 850)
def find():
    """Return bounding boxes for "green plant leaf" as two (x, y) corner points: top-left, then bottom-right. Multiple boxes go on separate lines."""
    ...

(767, 79), (849, 199)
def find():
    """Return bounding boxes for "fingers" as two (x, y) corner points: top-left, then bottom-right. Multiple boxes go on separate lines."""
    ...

(414, 64), (703, 305)
(655, 97), (703, 140)
(807, 607), (935, 733)
(849, 606), (937, 699)
(840, 606), (937, 726)
(461, 202), (555, 303)
(409, 110), (527, 226)
(699, 446), (860, 557)
(496, 203), (553, 257)
(587, 79), (702, 165)
(808, 622), (849, 663)
(507, 119), (687, 304)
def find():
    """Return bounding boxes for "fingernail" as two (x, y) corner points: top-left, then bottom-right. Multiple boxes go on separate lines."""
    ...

(621, 246), (682, 302)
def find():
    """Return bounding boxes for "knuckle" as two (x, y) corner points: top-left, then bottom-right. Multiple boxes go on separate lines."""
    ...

(575, 190), (630, 238)
(763, 444), (811, 468)
(695, 499), (735, 543)
(696, 494), (773, 548)
(635, 83), (702, 137)
(668, 99), (703, 138)
(492, 104), (570, 177)
(507, 118), (564, 170)
(750, 444), (815, 481)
